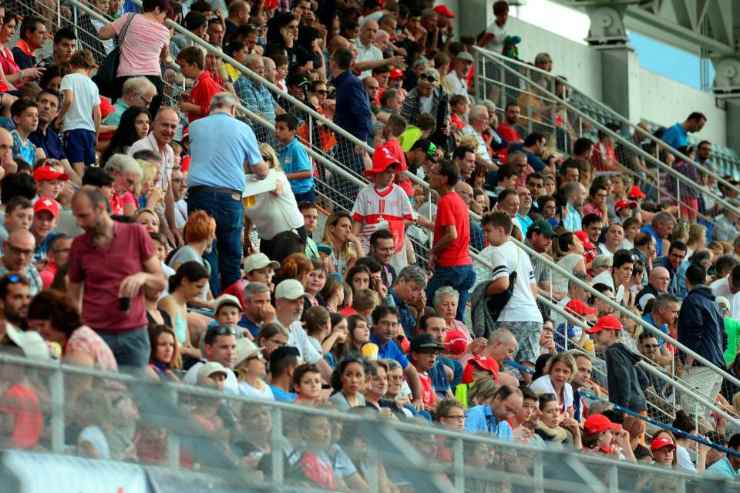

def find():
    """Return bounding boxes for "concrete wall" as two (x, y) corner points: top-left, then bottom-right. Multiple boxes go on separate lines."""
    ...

(638, 68), (727, 146)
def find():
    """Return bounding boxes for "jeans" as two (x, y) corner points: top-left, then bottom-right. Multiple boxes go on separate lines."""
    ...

(187, 187), (244, 293)
(426, 264), (476, 321)
(98, 326), (150, 370)
(292, 189), (316, 205)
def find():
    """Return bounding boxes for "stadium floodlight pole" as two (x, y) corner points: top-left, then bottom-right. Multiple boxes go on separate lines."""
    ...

(469, 241), (740, 390)
(473, 45), (740, 198)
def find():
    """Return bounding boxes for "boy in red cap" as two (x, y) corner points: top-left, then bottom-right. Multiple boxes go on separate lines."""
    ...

(587, 315), (647, 415)
(351, 146), (415, 262)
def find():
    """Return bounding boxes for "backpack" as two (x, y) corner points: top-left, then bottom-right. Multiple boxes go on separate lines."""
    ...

(470, 271), (517, 339)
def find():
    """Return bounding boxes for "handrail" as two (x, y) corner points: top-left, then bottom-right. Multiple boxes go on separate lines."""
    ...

(473, 46), (740, 217)
(473, 45), (740, 194)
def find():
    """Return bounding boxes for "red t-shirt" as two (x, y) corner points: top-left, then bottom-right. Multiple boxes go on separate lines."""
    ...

(418, 371), (437, 411)
(188, 71), (223, 123)
(496, 122), (522, 162)
(433, 191), (471, 267)
(68, 221), (156, 332)
(0, 384), (43, 449)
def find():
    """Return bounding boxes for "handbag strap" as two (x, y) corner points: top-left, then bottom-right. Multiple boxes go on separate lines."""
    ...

(117, 13), (136, 46)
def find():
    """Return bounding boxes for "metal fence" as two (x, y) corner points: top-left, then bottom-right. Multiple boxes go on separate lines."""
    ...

(0, 351), (737, 493)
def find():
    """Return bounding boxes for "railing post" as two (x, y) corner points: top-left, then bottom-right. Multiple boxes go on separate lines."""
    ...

(166, 385), (180, 468)
(453, 437), (464, 492)
(533, 451), (545, 493)
(607, 464), (618, 493)
(270, 407), (284, 486)
(49, 365), (65, 453)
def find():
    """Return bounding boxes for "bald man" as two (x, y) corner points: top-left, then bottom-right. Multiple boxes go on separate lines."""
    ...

(354, 19), (404, 78)
(483, 328), (518, 370)
(0, 229), (42, 295)
(636, 266), (670, 312)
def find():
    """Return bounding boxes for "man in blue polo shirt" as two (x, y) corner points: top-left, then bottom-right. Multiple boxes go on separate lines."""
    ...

(369, 304), (423, 408)
(465, 385), (521, 440)
(662, 112), (707, 150)
(188, 92), (266, 292)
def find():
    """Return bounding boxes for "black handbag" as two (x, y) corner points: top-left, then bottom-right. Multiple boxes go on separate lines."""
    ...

(93, 13), (135, 98)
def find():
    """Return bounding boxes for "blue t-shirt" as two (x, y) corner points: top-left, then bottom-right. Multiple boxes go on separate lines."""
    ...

(464, 404), (513, 441)
(278, 137), (314, 194)
(270, 385), (297, 402)
(704, 456), (736, 478)
(370, 334), (409, 368)
(662, 122), (689, 150)
(11, 130), (36, 165)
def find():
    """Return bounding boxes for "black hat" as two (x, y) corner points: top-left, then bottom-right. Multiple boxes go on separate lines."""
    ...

(411, 333), (444, 353)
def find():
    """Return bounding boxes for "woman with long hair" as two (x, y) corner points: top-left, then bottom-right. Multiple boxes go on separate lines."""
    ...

(322, 212), (362, 275)
(0, 13), (43, 92)
(529, 352), (577, 415)
(146, 324), (180, 381)
(329, 356), (366, 410)
(256, 323), (288, 360)
(158, 261), (209, 361)
(100, 107), (151, 164)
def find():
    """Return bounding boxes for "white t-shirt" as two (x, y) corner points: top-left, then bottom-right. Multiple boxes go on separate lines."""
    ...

(445, 71), (468, 97)
(529, 375), (574, 411)
(184, 361), (239, 395)
(484, 20), (509, 54)
(351, 183), (415, 253)
(285, 320), (322, 364)
(710, 276), (731, 298)
(60, 73), (100, 132)
(676, 445), (696, 472)
(419, 94), (434, 114)
(245, 172), (304, 240)
(478, 240), (543, 323)
(731, 292), (740, 320)
(238, 380), (275, 401)
(354, 39), (383, 79)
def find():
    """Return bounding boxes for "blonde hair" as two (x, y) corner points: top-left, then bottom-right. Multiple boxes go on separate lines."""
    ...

(687, 223), (706, 248)
(259, 143), (281, 171)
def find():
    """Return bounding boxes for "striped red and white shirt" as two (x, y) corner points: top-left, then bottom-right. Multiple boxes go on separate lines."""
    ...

(351, 184), (415, 253)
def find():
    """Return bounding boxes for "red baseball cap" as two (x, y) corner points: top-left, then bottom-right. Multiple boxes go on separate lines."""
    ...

(34, 197), (60, 218)
(444, 329), (468, 355)
(565, 299), (597, 317)
(574, 230), (594, 250)
(615, 199), (637, 212)
(367, 144), (400, 176)
(628, 185), (646, 200)
(462, 355), (499, 384)
(650, 436), (675, 452)
(389, 68), (404, 80)
(585, 315), (623, 334)
(583, 414), (621, 434)
(433, 5), (455, 18)
(33, 165), (69, 183)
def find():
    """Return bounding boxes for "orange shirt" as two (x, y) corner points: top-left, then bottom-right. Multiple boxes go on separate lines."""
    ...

(0, 384), (43, 449)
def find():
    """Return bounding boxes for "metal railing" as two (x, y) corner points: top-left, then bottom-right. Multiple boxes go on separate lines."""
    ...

(0, 351), (737, 492)
(473, 45), (740, 185)
(32, 0), (740, 435)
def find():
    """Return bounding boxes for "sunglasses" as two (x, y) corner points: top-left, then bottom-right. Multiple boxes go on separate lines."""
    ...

(207, 325), (236, 337)
(421, 75), (437, 83)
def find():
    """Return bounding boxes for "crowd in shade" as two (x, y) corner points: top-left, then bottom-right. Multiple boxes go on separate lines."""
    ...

(0, 0), (739, 489)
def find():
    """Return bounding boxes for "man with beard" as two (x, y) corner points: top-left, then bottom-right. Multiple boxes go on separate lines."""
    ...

(67, 188), (165, 369)
(562, 181), (586, 232)
(0, 274), (32, 332)
(0, 230), (42, 296)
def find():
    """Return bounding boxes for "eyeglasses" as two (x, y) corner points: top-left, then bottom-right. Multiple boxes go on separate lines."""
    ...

(261, 154), (273, 162)
(139, 94), (153, 106)
(421, 75), (437, 83)
(207, 325), (236, 337)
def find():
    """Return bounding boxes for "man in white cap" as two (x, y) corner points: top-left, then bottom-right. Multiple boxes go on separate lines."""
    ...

(445, 51), (473, 97)
(275, 279), (331, 380)
(184, 324), (239, 394)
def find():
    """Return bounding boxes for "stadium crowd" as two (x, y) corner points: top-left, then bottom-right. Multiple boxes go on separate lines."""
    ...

(0, 0), (739, 489)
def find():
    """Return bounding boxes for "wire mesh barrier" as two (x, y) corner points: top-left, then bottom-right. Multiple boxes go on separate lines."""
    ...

(0, 352), (737, 493)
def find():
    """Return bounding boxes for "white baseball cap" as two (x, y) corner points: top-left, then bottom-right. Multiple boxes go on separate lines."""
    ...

(233, 338), (262, 368)
(275, 279), (305, 300)
(214, 294), (242, 313)
(243, 253), (280, 273)
(196, 361), (228, 384)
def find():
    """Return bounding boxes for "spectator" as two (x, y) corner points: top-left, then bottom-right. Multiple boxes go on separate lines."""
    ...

(464, 385), (522, 440)
(662, 112), (707, 150)
(127, 106), (177, 192)
(401, 67), (449, 133)
(30, 197), (60, 264)
(184, 325), (239, 393)
(329, 356), (366, 410)
(586, 315), (647, 415)
(101, 108), (152, 164)
(561, 181), (585, 232)
(11, 98), (45, 166)
(43, 27), (77, 67)
(677, 264), (725, 414)
(59, 50), (101, 174)
(0, 230), (42, 296)
(146, 324), (180, 381)
(654, 240), (687, 297)
(704, 433), (740, 478)
(98, 0), (171, 104)
(269, 345), (300, 402)
(67, 189), (165, 369)
(369, 305), (423, 407)
(529, 352), (577, 413)
(409, 333), (445, 412)
(331, 47), (372, 145)
(28, 90), (67, 164)
(321, 212), (361, 274)
(636, 266), (670, 312)
(234, 54), (279, 124)
(39, 234), (71, 289)
(103, 77), (157, 129)
(390, 265), (427, 339)
(479, 212), (543, 363)
(187, 93), (264, 290)
(641, 211), (675, 258)
(12, 16), (46, 69)
(534, 393), (580, 448)
(426, 160), (474, 321)
(276, 113), (314, 203)
(0, 273), (31, 327)
(176, 46), (223, 123)
(445, 51), (473, 97)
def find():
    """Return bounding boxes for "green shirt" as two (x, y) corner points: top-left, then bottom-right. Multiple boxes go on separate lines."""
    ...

(723, 317), (740, 367)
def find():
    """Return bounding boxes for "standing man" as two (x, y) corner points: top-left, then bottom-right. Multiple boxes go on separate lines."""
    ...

(67, 189), (166, 369)
(661, 112), (707, 150)
(187, 92), (265, 293)
(677, 265), (726, 415)
(426, 160), (475, 321)
(331, 47), (372, 152)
